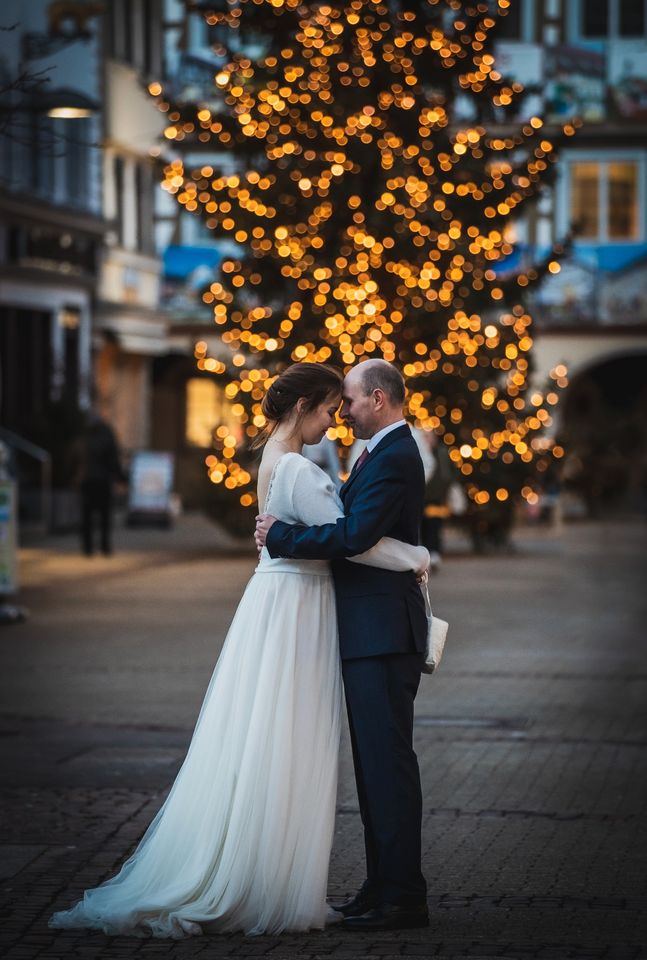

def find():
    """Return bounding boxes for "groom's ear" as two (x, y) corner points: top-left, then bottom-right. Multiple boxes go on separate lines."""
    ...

(372, 388), (386, 409)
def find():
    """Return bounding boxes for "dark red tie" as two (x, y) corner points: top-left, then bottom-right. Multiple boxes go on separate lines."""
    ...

(353, 447), (370, 474)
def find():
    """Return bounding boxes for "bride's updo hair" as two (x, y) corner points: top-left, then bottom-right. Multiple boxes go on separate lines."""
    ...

(254, 362), (343, 447)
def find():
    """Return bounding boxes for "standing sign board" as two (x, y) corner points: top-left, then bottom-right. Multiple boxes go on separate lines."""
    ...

(0, 481), (17, 595)
(127, 451), (175, 527)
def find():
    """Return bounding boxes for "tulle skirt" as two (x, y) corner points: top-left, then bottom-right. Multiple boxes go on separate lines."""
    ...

(49, 568), (342, 938)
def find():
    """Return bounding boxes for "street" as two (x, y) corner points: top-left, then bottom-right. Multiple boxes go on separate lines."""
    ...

(1, 518), (646, 960)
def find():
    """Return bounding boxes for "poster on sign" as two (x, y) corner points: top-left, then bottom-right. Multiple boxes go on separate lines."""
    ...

(127, 451), (175, 527)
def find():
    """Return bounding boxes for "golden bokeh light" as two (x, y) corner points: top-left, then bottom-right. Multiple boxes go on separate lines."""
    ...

(153, 0), (569, 512)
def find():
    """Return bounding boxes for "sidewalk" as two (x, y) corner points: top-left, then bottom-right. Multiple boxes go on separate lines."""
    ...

(1, 518), (645, 959)
(17, 511), (254, 585)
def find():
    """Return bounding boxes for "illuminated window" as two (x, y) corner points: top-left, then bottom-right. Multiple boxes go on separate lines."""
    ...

(185, 378), (239, 447)
(570, 162), (599, 239)
(569, 159), (641, 242)
(608, 162), (639, 238)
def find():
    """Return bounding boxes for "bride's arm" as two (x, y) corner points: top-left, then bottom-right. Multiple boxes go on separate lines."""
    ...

(350, 537), (429, 576)
(291, 460), (429, 575)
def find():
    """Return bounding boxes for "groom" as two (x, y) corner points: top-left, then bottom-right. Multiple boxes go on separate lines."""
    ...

(255, 359), (428, 931)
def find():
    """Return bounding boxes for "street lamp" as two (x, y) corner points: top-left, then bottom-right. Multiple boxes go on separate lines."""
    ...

(40, 88), (98, 119)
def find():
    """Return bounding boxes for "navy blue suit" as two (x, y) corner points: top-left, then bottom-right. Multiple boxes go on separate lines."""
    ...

(266, 424), (428, 906)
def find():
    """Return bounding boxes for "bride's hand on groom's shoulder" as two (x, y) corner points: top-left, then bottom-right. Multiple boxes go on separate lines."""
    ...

(254, 513), (278, 552)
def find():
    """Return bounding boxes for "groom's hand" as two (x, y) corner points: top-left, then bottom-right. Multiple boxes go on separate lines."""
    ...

(255, 513), (278, 552)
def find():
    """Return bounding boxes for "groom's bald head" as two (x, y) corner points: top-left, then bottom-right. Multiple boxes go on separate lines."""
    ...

(353, 359), (405, 406)
(342, 360), (406, 439)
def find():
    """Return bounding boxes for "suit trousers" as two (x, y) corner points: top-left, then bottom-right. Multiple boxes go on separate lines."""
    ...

(342, 652), (427, 906)
(80, 479), (113, 556)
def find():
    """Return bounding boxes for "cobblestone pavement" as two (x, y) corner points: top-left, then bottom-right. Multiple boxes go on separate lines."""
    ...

(1, 518), (646, 960)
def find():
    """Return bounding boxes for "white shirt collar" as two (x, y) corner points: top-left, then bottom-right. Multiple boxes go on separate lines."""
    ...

(366, 419), (407, 453)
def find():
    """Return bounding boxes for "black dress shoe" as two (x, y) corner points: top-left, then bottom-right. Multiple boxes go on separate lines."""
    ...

(343, 902), (429, 931)
(331, 884), (379, 918)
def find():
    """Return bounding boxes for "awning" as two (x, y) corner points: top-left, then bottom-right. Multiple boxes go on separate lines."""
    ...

(163, 245), (223, 280)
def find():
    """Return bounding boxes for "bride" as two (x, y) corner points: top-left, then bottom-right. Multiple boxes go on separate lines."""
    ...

(49, 362), (428, 939)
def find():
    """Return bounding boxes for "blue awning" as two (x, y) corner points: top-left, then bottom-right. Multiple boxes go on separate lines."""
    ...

(163, 245), (223, 280)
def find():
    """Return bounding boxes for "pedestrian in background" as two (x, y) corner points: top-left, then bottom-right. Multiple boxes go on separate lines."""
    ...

(417, 430), (455, 573)
(73, 411), (126, 556)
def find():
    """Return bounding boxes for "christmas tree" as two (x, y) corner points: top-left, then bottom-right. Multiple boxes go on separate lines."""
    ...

(151, 0), (571, 534)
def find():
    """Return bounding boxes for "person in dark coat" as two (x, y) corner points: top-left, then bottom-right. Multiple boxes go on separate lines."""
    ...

(76, 412), (125, 556)
(420, 431), (454, 572)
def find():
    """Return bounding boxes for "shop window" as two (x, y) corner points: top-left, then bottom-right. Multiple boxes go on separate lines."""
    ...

(185, 378), (238, 448)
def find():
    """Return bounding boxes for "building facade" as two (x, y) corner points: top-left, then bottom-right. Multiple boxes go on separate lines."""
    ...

(493, 0), (647, 510)
(149, 0), (240, 511)
(0, 0), (167, 526)
(6, 2), (639, 522)
(0, 0), (105, 523)
(96, 0), (166, 453)
(492, 0), (647, 372)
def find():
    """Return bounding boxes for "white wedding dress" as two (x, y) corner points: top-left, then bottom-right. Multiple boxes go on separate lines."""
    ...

(49, 453), (427, 938)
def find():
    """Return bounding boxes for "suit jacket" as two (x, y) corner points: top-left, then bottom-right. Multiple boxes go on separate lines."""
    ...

(265, 424), (428, 660)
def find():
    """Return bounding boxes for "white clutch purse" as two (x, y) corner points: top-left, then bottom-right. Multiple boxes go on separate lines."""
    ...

(421, 578), (448, 675)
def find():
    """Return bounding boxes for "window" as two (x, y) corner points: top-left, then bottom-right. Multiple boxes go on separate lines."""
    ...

(134, 163), (154, 253)
(30, 115), (55, 197)
(570, 162), (600, 238)
(185, 378), (239, 448)
(143, 0), (155, 74)
(64, 122), (89, 207)
(608, 162), (639, 238)
(577, 0), (646, 39)
(107, 0), (162, 72)
(569, 158), (641, 241)
(107, 0), (128, 60)
(582, 0), (609, 36)
(114, 156), (125, 245)
(619, 0), (645, 35)
(496, 0), (523, 39)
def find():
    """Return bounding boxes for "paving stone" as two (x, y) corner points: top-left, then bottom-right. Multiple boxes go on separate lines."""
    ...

(1, 522), (647, 960)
